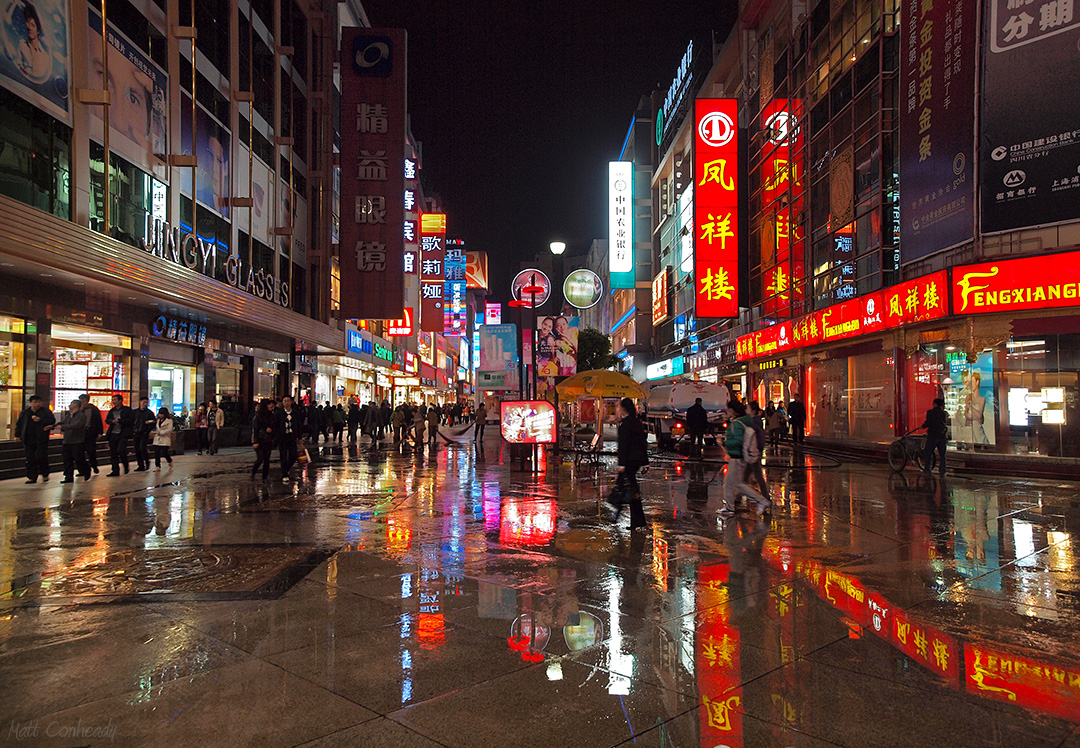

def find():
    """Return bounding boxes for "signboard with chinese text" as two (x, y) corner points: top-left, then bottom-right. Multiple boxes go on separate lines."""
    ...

(386, 307), (414, 337)
(694, 99), (740, 318)
(899, 0), (976, 261)
(696, 563), (743, 747)
(609, 161), (635, 289)
(419, 212), (447, 332)
(883, 270), (948, 326)
(760, 99), (805, 316)
(465, 250), (489, 289)
(444, 238), (467, 336)
(890, 608), (960, 684)
(952, 250), (1080, 314)
(500, 400), (557, 444)
(652, 268), (669, 326)
(981, 0), (1080, 232)
(965, 643), (1080, 721)
(338, 28), (407, 320)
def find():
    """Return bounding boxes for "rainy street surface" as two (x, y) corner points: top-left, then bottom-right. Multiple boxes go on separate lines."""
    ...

(2, 435), (1080, 748)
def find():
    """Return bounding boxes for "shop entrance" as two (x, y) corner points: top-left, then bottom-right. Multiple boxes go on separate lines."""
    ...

(51, 324), (131, 414)
(148, 362), (196, 417)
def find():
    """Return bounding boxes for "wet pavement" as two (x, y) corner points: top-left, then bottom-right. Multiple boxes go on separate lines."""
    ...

(1, 435), (1079, 747)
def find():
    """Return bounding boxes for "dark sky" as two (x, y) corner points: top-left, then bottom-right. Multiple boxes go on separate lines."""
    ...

(362, 0), (736, 301)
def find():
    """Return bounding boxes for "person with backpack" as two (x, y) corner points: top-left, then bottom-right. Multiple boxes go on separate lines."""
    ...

(611, 397), (649, 531)
(745, 401), (772, 503)
(720, 400), (770, 519)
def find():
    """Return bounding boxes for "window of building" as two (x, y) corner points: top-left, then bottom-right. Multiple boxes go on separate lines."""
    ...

(0, 316), (27, 441)
(51, 324), (132, 414)
(89, 142), (166, 248)
(148, 362), (196, 416)
(0, 88), (71, 220)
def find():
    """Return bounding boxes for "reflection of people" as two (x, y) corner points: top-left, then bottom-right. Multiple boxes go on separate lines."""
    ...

(16, 3), (49, 81)
(89, 25), (163, 159)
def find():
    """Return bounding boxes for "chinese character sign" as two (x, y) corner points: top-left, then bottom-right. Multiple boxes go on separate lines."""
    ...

(444, 238), (468, 336)
(694, 99), (740, 318)
(652, 268), (669, 326)
(899, 0), (976, 262)
(981, 0), (1080, 232)
(338, 29), (407, 320)
(420, 212), (447, 332)
(760, 99), (805, 318)
(609, 161), (634, 289)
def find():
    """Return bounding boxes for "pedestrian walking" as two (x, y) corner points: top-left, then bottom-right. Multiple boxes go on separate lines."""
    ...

(275, 395), (305, 481)
(474, 401), (488, 442)
(765, 402), (784, 447)
(744, 401), (771, 502)
(686, 397), (708, 457)
(322, 402), (333, 443)
(58, 399), (91, 483)
(347, 402), (361, 443)
(78, 394), (103, 474)
(719, 400), (770, 519)
(105, 394), (134, 476)
(251, 399), (276, 480)
(15, 394), (55, 483)
(207, 400), (224, 454)
(392, 407), (405, 443)
(921, 397), (951, 476)
(132, 397), (155, 471)
(787, 394), (807, 445)
(611, 397), (649, 530)
(151, 407), (174, 468)
(427, 406), (440, 445)
(413, 408), (426, 447)
(332, 404), (346, 443)
(193, 404), (208, 454)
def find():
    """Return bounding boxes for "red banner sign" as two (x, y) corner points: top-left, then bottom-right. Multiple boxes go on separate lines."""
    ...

(965, 643), (1080, 722)
(386, 307), (413, 337)
(338, 29), (406, 320)
(694, 99), (740, 318)
(419, 213), (447, 332)
(760, 99), (805, 318)
(953, 251), (1080, 315)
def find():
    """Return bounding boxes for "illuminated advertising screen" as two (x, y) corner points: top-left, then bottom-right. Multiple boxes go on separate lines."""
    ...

(609, 161), (635, 289)
(694, 99), (740, 318)
(500, 400), (557, 444)
(511, 269), (551, 308)
(563, 269), (603, 309)
(444, 239), (467, 336)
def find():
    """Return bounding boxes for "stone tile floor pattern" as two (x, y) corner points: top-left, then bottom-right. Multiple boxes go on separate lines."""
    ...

(0, 435), (1079, 747)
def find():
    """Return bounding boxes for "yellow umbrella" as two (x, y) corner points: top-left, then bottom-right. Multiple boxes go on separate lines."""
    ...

(556, 369), (646, 399)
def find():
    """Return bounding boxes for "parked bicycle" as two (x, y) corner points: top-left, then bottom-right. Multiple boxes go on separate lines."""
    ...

(888, 429), (926, 472)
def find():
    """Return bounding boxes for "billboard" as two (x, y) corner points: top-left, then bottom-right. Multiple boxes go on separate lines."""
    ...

(694, 99), (740, 318)
(563, 269), (603, 309)
(444, 238), (467, 336)
(89, 11), (167, 180)
(478, 324), (519, 390)
(338, 28), (407, 320)
(500, 401), (557, 444)
(386, 307), (413, 336)
(952, 250), (1080, 315)
(652, 268), (668, 325)
(980, 0), (1080, 232)
(0, 0), (70, 122)
(465, 250), (489, 289)
(511, 268), (551, 307)
(419, 212), (446, 332)
(899, 0), (976, 261)
(485, 302), (502, 325)
(180, 94), (229, 217)
(536, 315), (578, 376)
(609, 161), (635, 289)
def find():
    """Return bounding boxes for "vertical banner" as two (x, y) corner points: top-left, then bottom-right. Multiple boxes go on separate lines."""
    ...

(404, 160), (418, 276)
(419, 212), (446, 332)
(980, 0), (1080, 232)
(338, 28), (407, 320)
(0, 0), (70, 122)
(899, 0), (976, 261)
(760, 99), (805, 317)
(536, 316), (579, 376)
(444, 238), (467, 336)
(694, 99), (740, 318)
(609, 161), (635, 289)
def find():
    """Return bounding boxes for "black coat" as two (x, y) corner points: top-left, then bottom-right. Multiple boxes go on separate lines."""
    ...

(617, 415), (649, 467)
(133, 407), (156, 437)
(106, 405), (134, 438)
(686, 403), (709, 431)
(82, 403), (104, 439)
(923, 406), (951, 439)
(16, 406), (55, 444)
(787, 400), (807, 425)
(274, 406), (307, 442)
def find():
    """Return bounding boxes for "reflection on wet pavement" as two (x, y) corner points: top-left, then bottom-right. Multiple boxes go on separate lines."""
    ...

(1, 438), (1079, 747)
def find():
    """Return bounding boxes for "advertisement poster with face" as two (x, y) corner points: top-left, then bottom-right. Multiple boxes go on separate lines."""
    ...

(180, 93), (230, 217)
(234, 148), (274, 247)
(947, 352), (996, 447)
(536, 316), (579, 377)
(0, 0), (70, 121)
(88, 11), (167, 180)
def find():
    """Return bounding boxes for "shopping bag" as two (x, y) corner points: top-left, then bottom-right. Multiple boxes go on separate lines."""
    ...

(297, 446), (311, 467)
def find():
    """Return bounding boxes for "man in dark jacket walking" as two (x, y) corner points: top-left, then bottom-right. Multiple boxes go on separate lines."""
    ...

(921, 397), (951, 475)
(78, 394), (103, 474)
(132, 397), (156, 471)
(275, 395), (306, 480)
(15, 395), (55, 483)
(612, 397), (649, 530)
(685, 397), (709, 457)
(105, 394), (134, 476)
(58, 399), (92, 482)
(787, 394), (807, 444)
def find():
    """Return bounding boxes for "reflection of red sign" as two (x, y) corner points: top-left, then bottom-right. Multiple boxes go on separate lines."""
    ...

(500, 400), (557, 444)
(697, 563), (742, 747)
(694, 99), (740, 318)
(386, 307), (414, 336)
(965, 643), (1080, 721)
(953, 250), (1080, 315)
(465, 250), (489, 290)
(889, 607), (959, 685)
(499, 498), (555, 546)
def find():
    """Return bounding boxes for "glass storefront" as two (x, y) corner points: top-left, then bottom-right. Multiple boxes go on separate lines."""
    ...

(256, 358), (282, 399)
(51, 324), (131, 414)
(809, 348), (895, 443)
(0, 315), (27, 440)
(214, 353), (243, 405)
(148, 362), (196, 418)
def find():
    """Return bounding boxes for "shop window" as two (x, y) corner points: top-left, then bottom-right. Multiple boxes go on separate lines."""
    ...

(51, 324), (132, 414)
(810, 350), (894, 442)
(0, 316), (27, 441)
(148, 362), (196, 417)
(1000, 336), (1080, 457)
(0, 88), (71, 220)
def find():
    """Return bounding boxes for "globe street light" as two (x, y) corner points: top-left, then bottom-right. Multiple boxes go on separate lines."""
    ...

(549, 241), (566, 256)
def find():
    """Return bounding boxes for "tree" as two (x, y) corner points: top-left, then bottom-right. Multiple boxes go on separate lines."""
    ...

(576, 327), (619, 372)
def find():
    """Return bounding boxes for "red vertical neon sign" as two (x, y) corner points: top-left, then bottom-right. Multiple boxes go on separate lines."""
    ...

(694, 99), (740, 318)
(760, 99), (804, 318)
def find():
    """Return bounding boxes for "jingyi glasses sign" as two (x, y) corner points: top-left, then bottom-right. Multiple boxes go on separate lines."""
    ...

(694, 99), (740, 318)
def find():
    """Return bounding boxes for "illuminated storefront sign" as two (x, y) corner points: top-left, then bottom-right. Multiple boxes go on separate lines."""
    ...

(444, 239), (467, 336)
(500, 400), (557, 444)
(694, 99), (740, 318)
(419, 212), (447, 332)
(386, 307), (414, 337)
(760, 99), (805, 318)
(485, 302), (502, 325)
(563, 269), (603, 309)
(151, 315), (207, 346)
(953, 250), (1080, 314)
(651, 268), (668, 326)
(609, 161), (634, 288)
(656, 40), (694, 147)
(646, 356), (684, 380)
(465, 250), (489, 289)
(736, 271), (949, 361)
(373, 341), (394, 363)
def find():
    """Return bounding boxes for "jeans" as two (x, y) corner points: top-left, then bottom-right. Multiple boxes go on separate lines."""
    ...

(134, 434), (150, 470)
(924, 435), (947, 474)
(23, 441), (49, 480)
(723, 457), (767, 512)
(253, 443), (273, 479)
(109, 435), (130, 473)
(280, 437), (299, 474)
(154, 445), (172, 467)
(474, 421), (485, 441)
(196, 428), (209, 453)
(207, 426), (218, 455)
(62, 442), (90, 480)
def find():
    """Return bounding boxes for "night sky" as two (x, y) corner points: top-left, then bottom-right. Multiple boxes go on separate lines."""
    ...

(362, 0), (736, 301)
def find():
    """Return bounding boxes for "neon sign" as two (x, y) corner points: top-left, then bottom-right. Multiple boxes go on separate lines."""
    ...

(694, 99), (740, 318)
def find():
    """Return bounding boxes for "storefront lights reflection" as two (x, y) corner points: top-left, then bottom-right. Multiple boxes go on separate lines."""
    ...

(499, 498), (555, 546)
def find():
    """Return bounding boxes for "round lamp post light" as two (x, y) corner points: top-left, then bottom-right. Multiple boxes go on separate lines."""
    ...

(562, 269), (603, 309)
(549, 241), (566, 256)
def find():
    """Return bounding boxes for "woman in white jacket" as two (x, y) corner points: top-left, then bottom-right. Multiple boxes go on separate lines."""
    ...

(152, 407), (174, 469)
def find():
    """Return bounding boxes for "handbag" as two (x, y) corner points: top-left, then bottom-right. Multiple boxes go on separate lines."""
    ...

(297, 446), (311, 466)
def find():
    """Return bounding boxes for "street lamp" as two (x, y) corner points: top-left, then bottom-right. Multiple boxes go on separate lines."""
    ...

(549, 241), (566, 256)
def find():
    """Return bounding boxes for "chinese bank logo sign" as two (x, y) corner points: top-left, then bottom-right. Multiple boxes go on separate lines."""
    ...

(351, 35), (392, 76)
